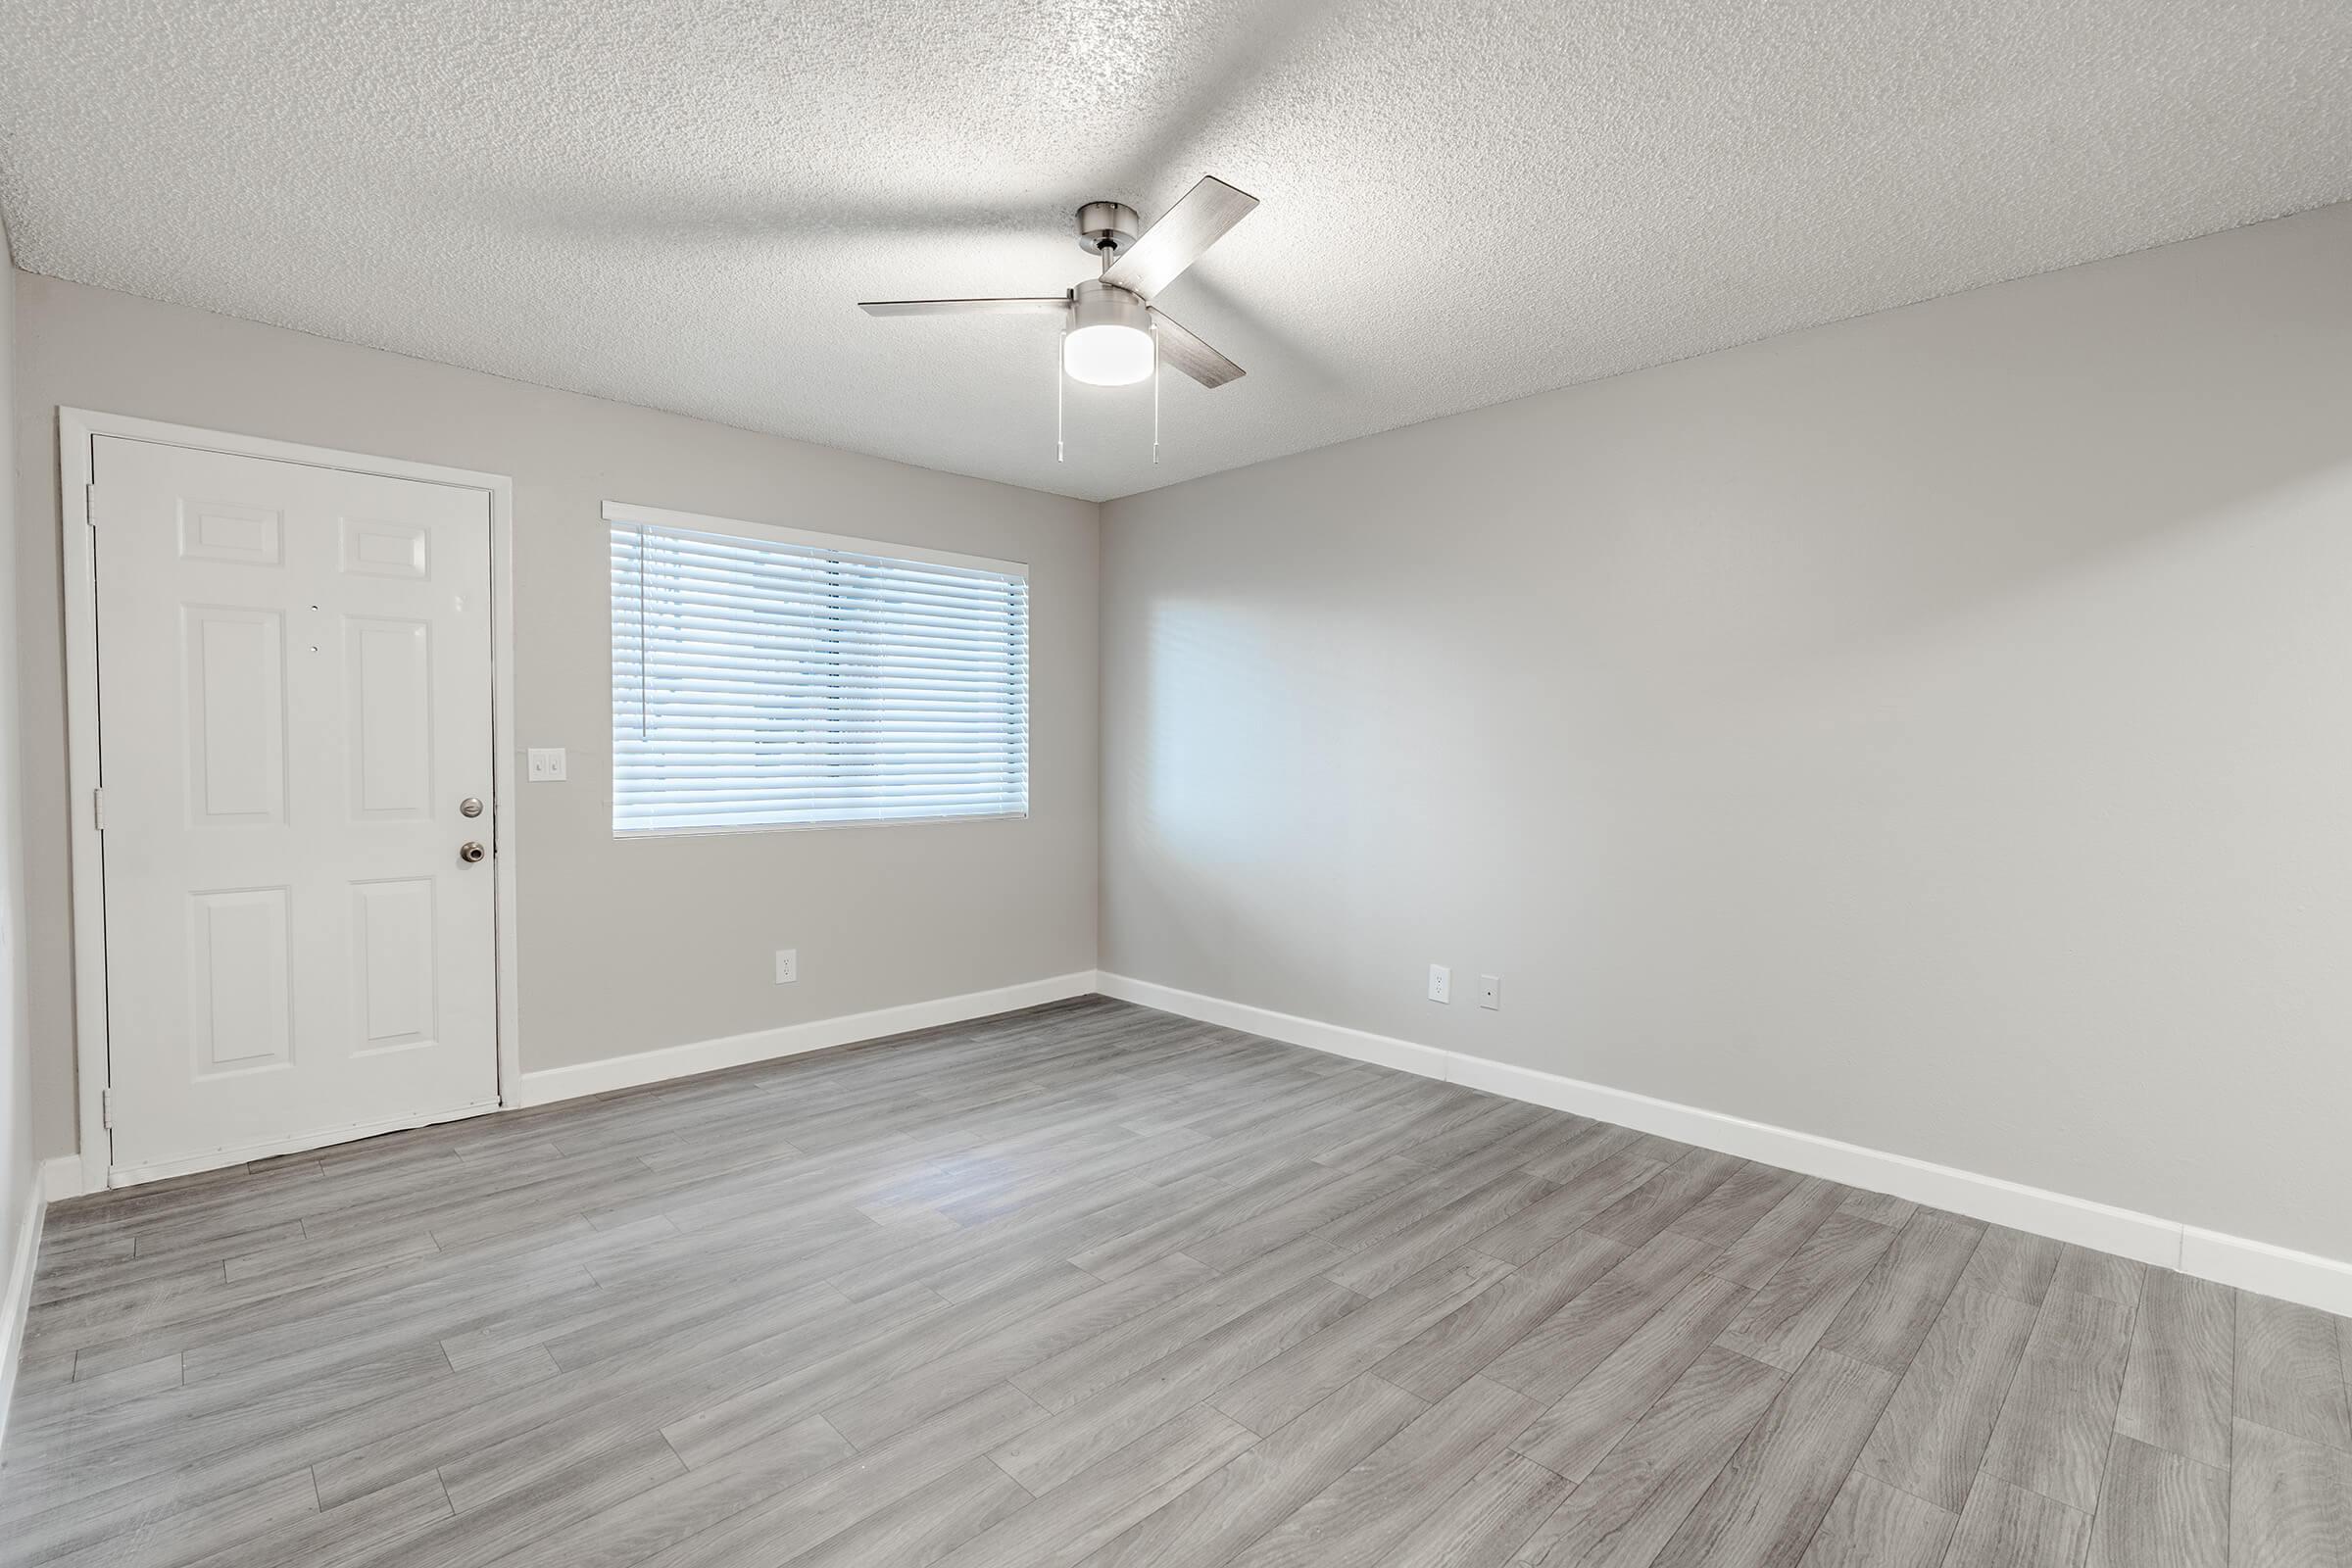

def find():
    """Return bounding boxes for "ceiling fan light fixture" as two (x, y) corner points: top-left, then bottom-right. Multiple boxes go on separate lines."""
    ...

(1062, 323), (1153, 386)
(1062, 279), (1153, 386)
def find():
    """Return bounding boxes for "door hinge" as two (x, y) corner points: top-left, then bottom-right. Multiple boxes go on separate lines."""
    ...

(92, 786), (106, 830)
(101, 1087), (114, 1130)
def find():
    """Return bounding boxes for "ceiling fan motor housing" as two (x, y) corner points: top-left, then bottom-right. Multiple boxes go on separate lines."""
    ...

(1069, 277), (1150, 332)
(1076, 201), (1140, 259)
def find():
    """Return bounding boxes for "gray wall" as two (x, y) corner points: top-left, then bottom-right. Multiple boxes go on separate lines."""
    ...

(0, 257), (34, 1297)
(1102, 203), (2352, 1262)
(13, 275), (1100, 1160)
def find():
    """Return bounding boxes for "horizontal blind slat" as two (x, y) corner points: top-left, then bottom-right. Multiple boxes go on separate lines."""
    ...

(612, 518), (1028, 833)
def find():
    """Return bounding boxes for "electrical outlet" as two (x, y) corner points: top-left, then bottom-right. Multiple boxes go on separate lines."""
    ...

(527, 747), (567, 781)
(1479, 974), (1501, 1010)
(1428, 964), (1450, 1004)
(774, 949), (798, 984)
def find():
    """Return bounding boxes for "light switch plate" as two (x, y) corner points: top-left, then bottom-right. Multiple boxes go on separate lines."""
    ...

(527, 748), (567, 781)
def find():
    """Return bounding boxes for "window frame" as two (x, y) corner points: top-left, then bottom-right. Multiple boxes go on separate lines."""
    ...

(603, 500), (1032, 839)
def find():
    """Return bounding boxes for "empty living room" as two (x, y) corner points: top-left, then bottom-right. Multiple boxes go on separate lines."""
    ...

(0, 2), (2348, 1564)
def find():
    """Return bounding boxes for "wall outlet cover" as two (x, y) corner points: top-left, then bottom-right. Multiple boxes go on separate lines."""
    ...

(1479, 974), (1501, 1010)
(774, 949), (798, 984)
(1428, 964), (1451, 1004)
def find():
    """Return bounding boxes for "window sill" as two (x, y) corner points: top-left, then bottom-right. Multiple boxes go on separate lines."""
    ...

(612, 810), (1031, 840)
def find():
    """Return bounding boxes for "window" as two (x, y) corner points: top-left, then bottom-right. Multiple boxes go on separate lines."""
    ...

(607, 503), (1029, 834)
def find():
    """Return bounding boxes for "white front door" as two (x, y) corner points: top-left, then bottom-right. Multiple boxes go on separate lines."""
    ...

(92, 434), (500, 1178)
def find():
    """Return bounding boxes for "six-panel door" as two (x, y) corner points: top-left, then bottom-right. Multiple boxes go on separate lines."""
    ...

(92, 435), (499, 1176)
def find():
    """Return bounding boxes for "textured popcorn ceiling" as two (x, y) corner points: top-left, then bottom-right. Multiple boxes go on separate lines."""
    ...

(3, 2), (2348, 502)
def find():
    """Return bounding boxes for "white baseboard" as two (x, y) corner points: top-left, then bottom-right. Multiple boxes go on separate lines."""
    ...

(0, 1166), (53, 1463)
(514, 971), (1102, 1107)
(2179, 1226), (2352, 1315)
(1095, 975), (1451, 1080)
(1094, 971), (2352, 1318)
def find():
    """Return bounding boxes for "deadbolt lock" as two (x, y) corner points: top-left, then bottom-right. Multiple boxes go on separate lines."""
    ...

(460, 796), (484, 817)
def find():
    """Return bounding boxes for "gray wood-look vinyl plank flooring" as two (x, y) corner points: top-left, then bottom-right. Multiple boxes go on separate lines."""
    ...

(2084, 1433), (2229, 1568)
(1224, 1376), (1544, 1568)
(1373, 1449), (1573, 1568)
(2231, 1418), (2352, 1568)
(1956, 1226), (2066, 1308)
(1854, 1284), (2042, 1513)
(1325, 1171), (1554, 1298)
(1582, 1152), (1745, 1252)
(187, 1472), (458, 1568)
(1647, 1348), (1899, 1568)
(1705, 1176), (1852, 1291)
(1373, 1232), (1631, 1404)
(1816, 1208), (1984, 1374)
(1664, 1161), (1805, 1251)
(2119, 1266), (2236, 1470)
(5, 995), (2345, 1567)
(330, 1433), (688, 1568)
(1510, 1347), (1789, 1568)
(477, 1417), (855, 1568)
(1942, 1475), (2093, 1568)
(1979, 1287), (2135, 1512)
(1837, 1188), (1921, 1230)
(1080, 1373), (1427, 1568)
(1210, 1250), (1510, 1435)
(1466, 1154), (1661, 1269)
(779, 1454), (1033, 1568)
(1796, 1471), (1955, 1568)
(932, 1404), (1258, 1568)
(1512, 1267), (1755, 1483)
(1713, 1212), (1898, 1373)
(2237, 1296), (2352, 1453)
(992, 1275), (1365, 1494)
(1483, 1232), (1723, 1404)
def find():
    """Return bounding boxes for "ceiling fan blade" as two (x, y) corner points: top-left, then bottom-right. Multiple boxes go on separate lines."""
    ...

(1151, 310), (1246, 388)
(1102, 175), (1258, 297)
(858, 297), (1069, 318)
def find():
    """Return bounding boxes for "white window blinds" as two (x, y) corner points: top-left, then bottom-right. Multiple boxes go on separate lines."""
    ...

(608, 505), (1029, 834)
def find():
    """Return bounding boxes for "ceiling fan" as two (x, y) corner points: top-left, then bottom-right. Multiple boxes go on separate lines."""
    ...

(858, 174), (1258, 390)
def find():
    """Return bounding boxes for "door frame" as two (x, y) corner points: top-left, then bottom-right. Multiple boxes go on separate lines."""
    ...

(59, 408), (523, 1192)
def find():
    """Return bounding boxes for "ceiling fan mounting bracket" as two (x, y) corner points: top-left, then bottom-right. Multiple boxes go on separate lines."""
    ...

(1075, 201), (1140, 260)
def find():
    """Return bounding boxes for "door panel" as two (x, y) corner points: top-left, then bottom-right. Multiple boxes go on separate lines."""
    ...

(187, 887), (293, 1073)
(351, 877), (438, 1049)
(183, 607), (288, 825)
(178, 498), (283, 565)
(94, 435), (499, 1175)
(346, 616), (432, 817)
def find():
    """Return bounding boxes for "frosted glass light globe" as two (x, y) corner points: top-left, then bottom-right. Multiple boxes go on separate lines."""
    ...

(1062, 323), (1153, 386)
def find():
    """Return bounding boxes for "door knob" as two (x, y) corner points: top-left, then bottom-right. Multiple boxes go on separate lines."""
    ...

(459, 841), (486, 863)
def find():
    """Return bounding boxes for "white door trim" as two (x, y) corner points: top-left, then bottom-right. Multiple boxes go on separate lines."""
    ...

(59, 409), (522, 1192)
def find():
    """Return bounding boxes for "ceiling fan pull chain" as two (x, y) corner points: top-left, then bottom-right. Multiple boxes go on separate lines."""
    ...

(1152, 321), (1161, 466)
(1056, 332), (1065, 463)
